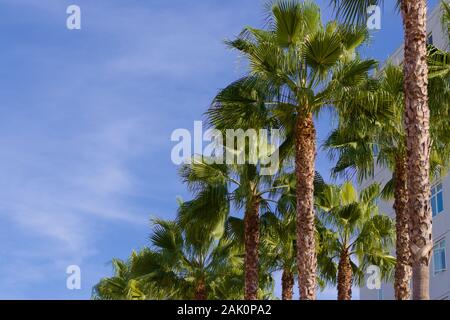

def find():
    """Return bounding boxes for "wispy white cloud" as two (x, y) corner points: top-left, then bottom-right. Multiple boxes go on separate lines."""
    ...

(0, 112), (153, 298)
(0, 0), (342, 300)
(0, 120), (146, 255)
(0, 0), (217, 298)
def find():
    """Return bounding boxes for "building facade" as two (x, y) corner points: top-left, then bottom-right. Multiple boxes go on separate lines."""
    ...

(359, 2), (450, 300)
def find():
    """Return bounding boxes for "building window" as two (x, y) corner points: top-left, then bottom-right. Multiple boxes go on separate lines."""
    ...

(431, 183), (444, 217)
(433, 239), (446, 274)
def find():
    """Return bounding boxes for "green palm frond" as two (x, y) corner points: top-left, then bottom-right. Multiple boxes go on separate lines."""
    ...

(330, 1), (391, 25)
(304, 28), (345, 81)
(380, 177), (395, 201)
(267, 0), (320, 47)
(428, 45), (450, 79)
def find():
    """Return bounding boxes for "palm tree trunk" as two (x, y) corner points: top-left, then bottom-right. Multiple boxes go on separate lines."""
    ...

(295, 114), (317, 300)
(337, 249), (352, 300)
(281, 269), (294, 300)
(195, 278), (207, 300)
(394, 154), (412, 300)
(401, 0), (432, 300)
(244, 199), (260, 300)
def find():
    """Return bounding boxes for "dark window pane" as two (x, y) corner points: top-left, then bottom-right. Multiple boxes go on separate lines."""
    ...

(437, 192), (444, 213)
(432, 198), (437, 217)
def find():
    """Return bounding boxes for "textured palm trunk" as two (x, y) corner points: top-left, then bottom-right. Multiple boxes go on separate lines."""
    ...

(295, 114), (317, 300)
(337, 249), (352, 300)
(281, 269), (294, 300)
(195, 278), (207, 300)
(401, 0), (432, 300)
(394, 155), (412, 300)
(244, 199), (260, 300)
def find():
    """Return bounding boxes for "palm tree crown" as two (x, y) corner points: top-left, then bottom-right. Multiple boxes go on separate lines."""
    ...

(316, 182), (396, 300)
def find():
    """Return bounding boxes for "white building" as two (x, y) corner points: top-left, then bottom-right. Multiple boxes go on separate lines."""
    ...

(359, 2), (450, 300)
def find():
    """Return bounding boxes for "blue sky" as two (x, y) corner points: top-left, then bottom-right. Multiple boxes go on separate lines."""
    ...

(0, 0), (440, 300)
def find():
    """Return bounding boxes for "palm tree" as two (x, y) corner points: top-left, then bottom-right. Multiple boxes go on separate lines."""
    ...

(179, 157), (283, 300)
(324, 63), (450, 299)
(212, 0), (376, 299)
(145, 217), (245, 300)
(315, 182), (396, 300)
(331, 0), (433, 300)
(222, 214), (284, 300)
(259, 171), (335, 300)
(259, 174), (297, 300)
(261, 205), (297, 300)
(92, 252), (164, 300)
(94, 207), (245, 300)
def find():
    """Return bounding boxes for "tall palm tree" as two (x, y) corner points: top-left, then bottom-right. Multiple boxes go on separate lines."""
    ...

(315, 182), (396, 300)
(324, 63), (450, 299)
(179, 158), (283, 300)
(331, 0), (433, 300)
(213, 0), (376, 299)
